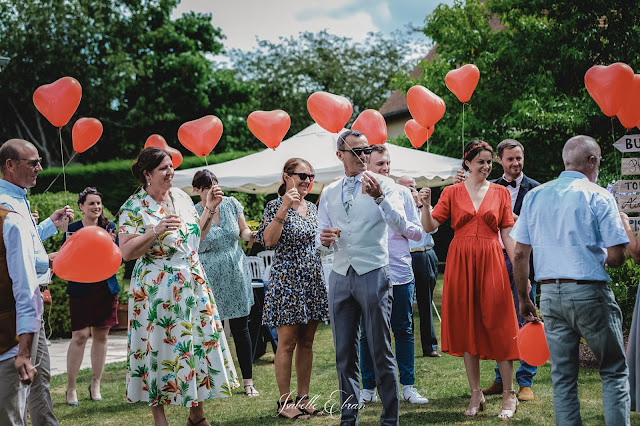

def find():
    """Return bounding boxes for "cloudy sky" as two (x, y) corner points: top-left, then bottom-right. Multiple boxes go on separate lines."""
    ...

(172, 0), (452, 53)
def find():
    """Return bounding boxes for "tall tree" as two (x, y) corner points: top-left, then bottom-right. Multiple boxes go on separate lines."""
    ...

(231, 30), (425, 137)
(392, 0), (640, 183)
(0, 0), (258, 165)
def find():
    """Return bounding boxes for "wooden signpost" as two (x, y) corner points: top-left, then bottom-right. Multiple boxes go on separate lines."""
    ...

(612, 180), (640, 193)
(621, 158), (640, 175)
(617, 194), (640, 213)
(613, 134), (640, 153)
(629, 217), (640, 233)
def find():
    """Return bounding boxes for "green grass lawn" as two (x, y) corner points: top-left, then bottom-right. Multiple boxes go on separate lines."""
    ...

(49, 279), (640, 425)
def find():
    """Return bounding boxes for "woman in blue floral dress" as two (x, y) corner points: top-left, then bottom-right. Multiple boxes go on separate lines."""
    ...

(118, 148), (238, 426)
(192, 170), (259, 398)
(255, 158), (328, 419)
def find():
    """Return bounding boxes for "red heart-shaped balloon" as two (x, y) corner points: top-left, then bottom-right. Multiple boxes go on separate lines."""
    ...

(53, 226), (122, 283)
(178, 115), (223, 157)
(145, 134), (183, 168)
(445, 64), (480, 103)
(33, 77), (82, 127)
(404, 119), (433, 148)
(407, 85), (446, 129)
(584, 62), (634, 117)
(72, 118), (103, 153)
(307, 92), (353, 133)
(247, 110), (291, 149)
(617, 74), (640, 130)
(352, 109), (387, 145)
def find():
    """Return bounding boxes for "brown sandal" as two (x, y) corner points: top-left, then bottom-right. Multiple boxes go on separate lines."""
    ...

(277, 400), (310, 420)
(295, 395), (324, 416)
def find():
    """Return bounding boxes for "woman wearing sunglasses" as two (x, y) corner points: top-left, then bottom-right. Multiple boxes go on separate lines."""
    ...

(255, 158), (328, 419)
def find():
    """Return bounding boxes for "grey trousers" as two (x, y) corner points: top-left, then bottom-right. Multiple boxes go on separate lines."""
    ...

(0, 325), (58, 426)
(328, 266), (399, 426)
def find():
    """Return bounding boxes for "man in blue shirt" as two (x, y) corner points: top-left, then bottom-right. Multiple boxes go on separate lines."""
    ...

(0, 139), (73, 426)
(512, 135), (630, 425)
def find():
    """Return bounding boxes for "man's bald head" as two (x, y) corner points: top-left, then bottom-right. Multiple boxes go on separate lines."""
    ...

(396, 176), (416, 188)
(562, 135), (601, 182)
(0, 139), (36, 172)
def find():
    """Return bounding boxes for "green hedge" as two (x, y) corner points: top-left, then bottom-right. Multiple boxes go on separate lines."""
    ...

(32, 150), (256, 213)
(607, 259), (640, 333)
(27, 191), (125, 338)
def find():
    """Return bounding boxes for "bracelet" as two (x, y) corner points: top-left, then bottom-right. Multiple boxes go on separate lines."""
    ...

(205, 205), (216, 215)
(273, 216), (286, 224)
(417, 204), (424, 209)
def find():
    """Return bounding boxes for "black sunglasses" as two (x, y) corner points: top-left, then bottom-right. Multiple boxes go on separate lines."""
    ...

(289, 172), (315, 181)
(17, 157), (42, 168)
(339, 147), (373, 156)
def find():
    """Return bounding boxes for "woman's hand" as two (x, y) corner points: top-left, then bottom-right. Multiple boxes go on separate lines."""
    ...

(282, 187), (300, 209)
(418, 187), (431, 207)
(154, 215), (181, 234)
(206, 185), (224, 211)
(109, 227), (117, 242)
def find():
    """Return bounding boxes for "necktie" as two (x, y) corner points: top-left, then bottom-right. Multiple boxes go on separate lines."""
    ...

(344, 176), (357, 213)
(499, 178), (517, 188)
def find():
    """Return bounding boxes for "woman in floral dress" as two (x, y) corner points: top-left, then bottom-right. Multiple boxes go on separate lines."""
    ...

(118, 148), (238, 426)
(255, 158), (329, 419)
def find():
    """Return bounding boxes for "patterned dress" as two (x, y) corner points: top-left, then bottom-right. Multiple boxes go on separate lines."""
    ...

(255, 198), (328, 327)
(195, 197), (253, 321)
(118, 188), (238, 406)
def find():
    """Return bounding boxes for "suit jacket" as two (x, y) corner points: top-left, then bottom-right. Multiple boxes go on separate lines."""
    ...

(493, 174), (541, 216)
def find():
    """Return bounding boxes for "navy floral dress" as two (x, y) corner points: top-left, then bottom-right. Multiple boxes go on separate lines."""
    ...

(255, 198), (328, 327)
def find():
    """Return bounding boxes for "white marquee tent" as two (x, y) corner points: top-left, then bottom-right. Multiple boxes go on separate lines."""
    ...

(173, 124), (461, 194)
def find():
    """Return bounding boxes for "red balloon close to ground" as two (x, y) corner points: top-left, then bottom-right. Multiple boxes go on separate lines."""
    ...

(617, 74), (640, 130)
(352, 109), (387, 145)
(406, 85), (446, 129)
(307, 92), (353, 133)
(517, 322), (551, 367)
(53, 226), (121, 283)
(404, 119), (433, 149)
(72, 118), (103, 153)
(144, 134), (183, 169)
(247, 110), (291, 149)
(33, 77), (82, 127)
(584, 62), (634, 117)
(445, 64), (480, 103)
(178, 116), (223, 157)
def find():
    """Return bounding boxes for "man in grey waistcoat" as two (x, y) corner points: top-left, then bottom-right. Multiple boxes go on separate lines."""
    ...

(318, 130), (413, 426)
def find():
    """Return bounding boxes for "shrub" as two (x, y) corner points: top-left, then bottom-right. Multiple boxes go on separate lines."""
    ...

(607, 259), (640, 334)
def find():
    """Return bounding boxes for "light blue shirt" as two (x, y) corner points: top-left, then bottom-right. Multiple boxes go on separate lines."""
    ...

(511, 171), (628, 282)
(409, 208), (436, 249)
(387, 185), (422, 285)
(0, 179), (57, 360)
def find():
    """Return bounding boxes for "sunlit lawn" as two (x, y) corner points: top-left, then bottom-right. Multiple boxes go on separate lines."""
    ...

(49, 278), (640, 425)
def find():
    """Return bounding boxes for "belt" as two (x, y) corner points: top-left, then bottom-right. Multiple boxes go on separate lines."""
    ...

(410, 246), (433, 253)
(539, 279), (608, 285)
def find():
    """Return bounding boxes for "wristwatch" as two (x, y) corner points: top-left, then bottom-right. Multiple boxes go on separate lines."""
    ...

(374, 194), (385, 205)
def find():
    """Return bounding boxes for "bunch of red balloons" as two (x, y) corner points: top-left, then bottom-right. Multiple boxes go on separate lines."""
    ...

(585, 62), (640, 130)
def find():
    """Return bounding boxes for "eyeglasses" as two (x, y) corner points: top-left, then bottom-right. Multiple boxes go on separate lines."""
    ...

(590, 155), (605, 164)
(17, 158), (42, 168)
(339, 147), (373, 157)
(289, 172), (315, 181)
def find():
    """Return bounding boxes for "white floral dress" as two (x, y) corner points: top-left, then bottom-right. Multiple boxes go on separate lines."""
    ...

(118, 187), (238, 406)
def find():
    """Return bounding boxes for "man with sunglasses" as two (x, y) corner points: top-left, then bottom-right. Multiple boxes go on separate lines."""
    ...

(318, 130), (413, 426)
(358, 145), (429, 406)
(0, 139), (73, 425)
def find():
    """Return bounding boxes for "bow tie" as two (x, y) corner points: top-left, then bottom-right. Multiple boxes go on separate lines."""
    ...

(499, 178), (517, 188)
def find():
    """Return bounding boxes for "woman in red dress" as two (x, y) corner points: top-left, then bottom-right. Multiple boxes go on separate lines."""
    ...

(419, 141), (520, 419)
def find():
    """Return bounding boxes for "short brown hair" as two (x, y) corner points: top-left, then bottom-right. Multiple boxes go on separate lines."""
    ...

(496, 139), (524, 158)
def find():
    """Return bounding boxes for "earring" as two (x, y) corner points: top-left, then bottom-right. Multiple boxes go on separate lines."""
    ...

(146, 181), (150, 186)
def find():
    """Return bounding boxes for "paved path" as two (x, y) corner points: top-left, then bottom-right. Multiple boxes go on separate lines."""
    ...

(48, 332), (128, 376)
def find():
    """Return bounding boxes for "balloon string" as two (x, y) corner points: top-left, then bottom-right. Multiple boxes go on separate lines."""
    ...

(204, 156), (209, 166)
(58, 129), (68, 203)
(462, 103), (465, 157)
(340, 136), (367, 167)
(42, 152), (76, 194)
(426, 127), (430, 153)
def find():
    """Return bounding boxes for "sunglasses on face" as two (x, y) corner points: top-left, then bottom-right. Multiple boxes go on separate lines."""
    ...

(17, 158), (42, 168)
(339, 147), (373, 157)
(288, 172), (315, 181)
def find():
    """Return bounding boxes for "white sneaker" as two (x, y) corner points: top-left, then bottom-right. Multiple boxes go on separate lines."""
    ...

(359, 388), (378, 404)
(402, 385), (429, 404)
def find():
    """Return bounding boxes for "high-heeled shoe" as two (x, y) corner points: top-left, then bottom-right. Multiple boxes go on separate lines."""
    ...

(65, 390), (78, 406)
(498, 389), (518, 420)
(464, 389), (486, 417)
(88, 385), (102, 401)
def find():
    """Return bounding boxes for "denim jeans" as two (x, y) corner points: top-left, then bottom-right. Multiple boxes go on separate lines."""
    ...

(540, 282), (629, 426)
(495, 253), (538, 386)
(360, 280), (415, 388)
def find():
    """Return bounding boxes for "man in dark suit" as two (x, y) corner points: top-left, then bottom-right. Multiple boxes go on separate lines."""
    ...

(483, 139), (540, 401)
